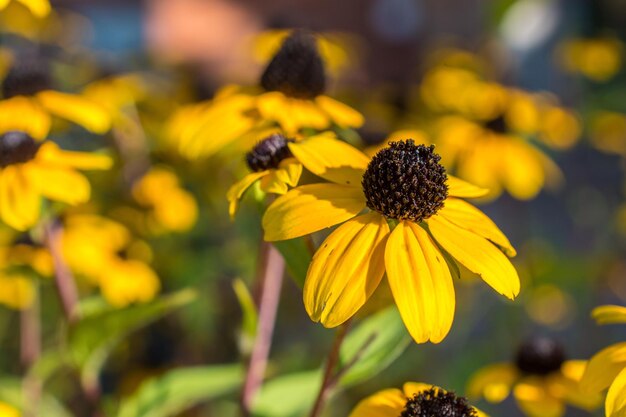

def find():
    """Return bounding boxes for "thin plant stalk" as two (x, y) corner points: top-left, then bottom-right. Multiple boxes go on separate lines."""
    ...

(45, 220), (79, 324)
(21, 283), (41, 417)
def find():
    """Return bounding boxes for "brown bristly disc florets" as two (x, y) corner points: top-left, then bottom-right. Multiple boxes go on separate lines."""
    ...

(0, 131), (40, 168)
(401, 388), (478, 417)
(2, 58), (51, 98)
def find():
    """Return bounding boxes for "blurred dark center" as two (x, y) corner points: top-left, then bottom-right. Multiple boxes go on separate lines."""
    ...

(401, 388), (477, 417)
(0, 131), (40, 167)
(514, 336), (566, 375)
(259, 30), (326, 99)
(362, 140), (448, 221)
(245, 133), (293, 172)
(484, 114), (508, 134)
(2, 58), (52, 98)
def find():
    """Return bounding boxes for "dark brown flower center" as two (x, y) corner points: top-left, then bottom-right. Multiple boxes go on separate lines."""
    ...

(2, 58), (51, 98)
(484, 114), (507, 134)
(401, 388), (477, 417)
(362, 140), (448, 221)
(0, 131), (40, 167)
(514, 337), (566, 375)
(245, 133), (293, 172)
(259, 30), (326, 99)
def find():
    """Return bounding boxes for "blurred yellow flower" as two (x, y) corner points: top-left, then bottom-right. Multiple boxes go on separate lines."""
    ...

(559, 37), (623, 82)
(349, 382), (487, 417)
(0, 0), (50, 18)
(263, 140), (519, 344)
(0, 401), (20, 417)
(99, 259), (160, 308)
(590, 111), (626, 155)
(0, 131), (112, 230)
(580, 305), (626, 417)
(468, 337), (601, 417)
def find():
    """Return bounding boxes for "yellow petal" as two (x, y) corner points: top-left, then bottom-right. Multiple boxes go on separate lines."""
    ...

(0, 97), (51, 140)
(256, 92), (300, 133)
(403, 382), (435, 397)
(304, 212), (389, 327)
(513, 379), (565, 417)
(315, 95), (364, 128)
(607, 367), (626, 417)
(385, 221), (455, 344)
(500, 139), (546, 200)
(226, 171), (268, 219)
(288, 134), (369, 186)
(262, 183), (365, 241)
(581, 342), (626, 394)
(273, 158), (302, 187)
(467, 363), (518, 403)
(428, 215), (520, 300)
(348, 388), (406, 417)
(592, 305), (626, 325)
(23, 164), (90, 205)
(35, 142), (112, 170)
(36, 90), (112, 134)
(0, 166), (40, 230)
(438, 198), (516, 256)
(288, 99), (328, 130)
(16, 0), (51, 17)
(260, 171), (289, 195)
(554, 360), (603, 411)
(447, 175), (489, 198)
(0, 0), (9, 11)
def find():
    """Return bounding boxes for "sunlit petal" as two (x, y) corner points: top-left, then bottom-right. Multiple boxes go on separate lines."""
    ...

(348, 388), (406, 417)
(36, 91), (112, 134)
(592, 305), (626, 325)
(581, 342), (626, 394)
(607, 367), (626, 417)
(447, 175), (489, 198)
(226, 171), (268, 219)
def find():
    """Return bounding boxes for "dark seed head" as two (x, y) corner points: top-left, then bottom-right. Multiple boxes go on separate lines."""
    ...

(0, 131), (40, 168)
(259, 30), (326, 99)
(245, 133), (293, 172)
(484, 115), (507, 134)
(362, 140), (448, 221)
(515, 336), (566, 376)
(2, 58), (52, 98)
(401, 388), (478, 417)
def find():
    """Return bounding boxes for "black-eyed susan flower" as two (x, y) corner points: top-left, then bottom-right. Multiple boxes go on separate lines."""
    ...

(227, 131), (368, 218)
(0, 130), (112, 230)
(169, 30), (363, 159)
(263, 139), (519, 344)
(580, 305), (626, 417)
(468, 336), (601, 417)
(0, 401), (20, 417)
(0, 57), (111, 139)
(349, 382), (487, 417)
(0, 0), (50, 17)
(559, 37), (623, 82)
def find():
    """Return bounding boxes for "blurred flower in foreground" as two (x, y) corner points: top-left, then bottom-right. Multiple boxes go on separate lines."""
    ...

(0, 57), (111, 139)
(349, 382), (486, 417)
(559, 37), (623, 82)
(169, 30), (363, 159)
(263, 139), (519, 344)
(0, 401), (20, 417)
(590, 111), (626, 156)
(468, 336), (600, 417)
(0, 130), (111, 230)
(62, 214), (160, 307)
(227, 131), (367, 218)
(0, 0), (50, 18)
(580, 305), (626, 417)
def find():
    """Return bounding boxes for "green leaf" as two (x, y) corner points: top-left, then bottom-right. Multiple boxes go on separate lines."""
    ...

(0, 377), (73, 417)
(117, 364), (242, 417)
(232, 278), (258, 355)
(69, 289), (197, 392)
(272, 238), (311, 287)
(252, 370), (322, 417)
(338, 306), (411, 387)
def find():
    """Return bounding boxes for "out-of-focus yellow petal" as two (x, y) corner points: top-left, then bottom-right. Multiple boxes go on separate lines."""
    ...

(36, 90), (111, 134)
(403, 382), (435, 397)
(581, 342), (626, 394)
(288, 134), (369, 186)
(23, 164), (90, 205)
(513, 379), (565, 417)
(0, 273), (35, 310)
(226, 171), (268, 219)
(304, 212), (388, 327)
(35, 142), (112, 170)
(348, 388), (406, 417)
(0, 0), (10, 11)
(16, 0), (50, 17)
(288, 99), (328, 130)
(385, 221), (455, 344)
(262, 183), (365, 241)
(592, 305), (626, 325)
(447, 175), (489, 198)
(554, 360), (603, 411)
(428, 215), (520, 300)
(316, 95), (364, 128)
(0, 166), (40, 230)
(0, 400), (20, 417)
(438, 198), (516, 256)
(0, 97), (50, 140)
(99, 260), (160, 308)
(467, 363), (518, 403)
(607, 367), (626, 417)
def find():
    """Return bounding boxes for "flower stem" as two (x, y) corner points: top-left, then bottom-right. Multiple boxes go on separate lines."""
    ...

(241, 242), (285, 415)
(45, 220), (79, 324)
(21, 284), (41, 417)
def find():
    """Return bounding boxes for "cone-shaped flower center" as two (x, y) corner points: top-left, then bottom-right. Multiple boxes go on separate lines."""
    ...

(245, 133), (293, 172)
(515, 336), (566, 375)
(259, 30), (326, 99)
(401, 388), (477, 417)
(0, 131), (40, 167)
(362, 140), (448, 221)
(484, 114), (507, 134)
(2, 58), (51, 98)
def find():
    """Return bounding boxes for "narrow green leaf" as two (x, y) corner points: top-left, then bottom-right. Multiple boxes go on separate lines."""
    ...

(252, 370), (322, 417)
(232, 278), (258, 338)
(272, 238), (311, 287)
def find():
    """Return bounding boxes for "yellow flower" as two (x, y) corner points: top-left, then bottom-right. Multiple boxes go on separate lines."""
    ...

(580, 305), (626, 417)
(468, 337), (601, 417)
(169, 30), (363, 159)
(0, 131), (112, 231)
(0, 0), (50, 17)
(99, 259), (160, 308)
(559, 37), (623, 82)
(0, 57), (111, 139)
(0, 401), (20, 417)
(0, 273), (34, 310)
(132, 168), (198, 233)
(590, 111), (626, 156)
(263, 139), (519, 344)
(349, 382), (487, 417)
(227, 131), (366, 218)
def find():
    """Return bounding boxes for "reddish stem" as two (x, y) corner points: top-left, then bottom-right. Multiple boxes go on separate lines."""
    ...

(45, 220), (79, 324)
